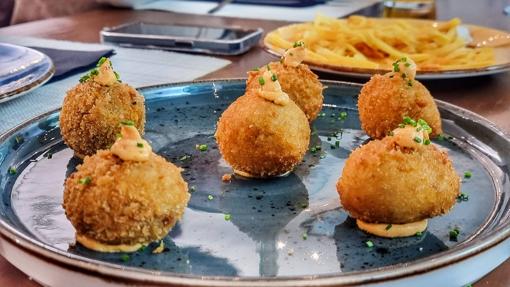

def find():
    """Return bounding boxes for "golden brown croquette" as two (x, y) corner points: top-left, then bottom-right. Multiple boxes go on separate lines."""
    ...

(63, 150), (189, 249)
(247, 61), (324, 121)
(337, 126), (459, 224)
(358, 73), (442, 139)
(215, 90), (310, 177)
(60, 59), (145, 158)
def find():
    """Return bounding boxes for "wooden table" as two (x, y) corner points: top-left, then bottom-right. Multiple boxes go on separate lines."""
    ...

(0, 1), (509, 286)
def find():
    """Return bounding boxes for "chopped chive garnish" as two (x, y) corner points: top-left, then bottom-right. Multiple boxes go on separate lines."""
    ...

(114, 71), (121, 81)
(449, 227), (460, 241)
(224, 214), (232, 221)
(293, 41), (305, 48)
(415, 231), (423, 237)
(457, 192), (469, 202)
(197, 144), (208, 152)
(392, 62), (400, 72)
(7, 167), (17, 175)
(424, 139), (431, 145)
(97, 57), (108, 67)
(385, 224), (392, 230)
(189, 186), (196, 192)
(15, 135), (24, 144)
(120, 254), (130, 262)
(120, 120), (135, 126)
(258, 77), (265, 86)
(335, 141), (340, 148)
(137, 143), (144, 148)
(464, 171), (472, 179)
(79, 74), (90, 83)
(252, 67), (260, 71)
(417, 119), (432, 133)
(179, 154), (191, 161)
(403, 116), (416, 127)
(302, 232), (308, 240)
(78, 176), (92, 185)
(207, 195), (214, 200)
(365, 240), (374, 248)
(413, 137), (422, 143)
(271, 74), (278, 82)
(339, 111), (348, 120)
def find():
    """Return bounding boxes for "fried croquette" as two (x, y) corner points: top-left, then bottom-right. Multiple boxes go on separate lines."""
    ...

(60, 58), (145, 158)
(337, 124), (460, 225)
(358, 58), (442, 139)
(63, 126), (189, 252)
(246, 43), (324, 121)
(216, 73), (310, 177)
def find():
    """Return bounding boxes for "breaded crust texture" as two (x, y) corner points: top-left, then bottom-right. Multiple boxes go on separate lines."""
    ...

(60, 81), (145, 158)
(63, 150), (189, 246)
(247, 62), (324, 121)
(215, 92), (310, 177)
(337, 137), (460, 224)
(358, 74), (442, 139)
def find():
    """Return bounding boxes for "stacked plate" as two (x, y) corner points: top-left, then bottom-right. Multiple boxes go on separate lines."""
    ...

(0, 43), (54, 103)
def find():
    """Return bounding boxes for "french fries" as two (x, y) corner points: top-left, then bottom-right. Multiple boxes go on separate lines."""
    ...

(264, 15), (495, 71)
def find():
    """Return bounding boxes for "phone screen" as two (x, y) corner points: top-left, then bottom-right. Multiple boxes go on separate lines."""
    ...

(115, 23), (253, 40)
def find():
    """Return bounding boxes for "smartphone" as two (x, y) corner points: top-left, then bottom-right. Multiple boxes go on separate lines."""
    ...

(101, 22), (263, 55)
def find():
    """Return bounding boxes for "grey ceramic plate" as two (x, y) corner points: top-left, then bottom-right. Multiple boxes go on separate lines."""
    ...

(0, 43), (55, 103)
(0, 79), (509, 287)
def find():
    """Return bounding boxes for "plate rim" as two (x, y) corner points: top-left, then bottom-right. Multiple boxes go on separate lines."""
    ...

(263, 20), (510, 80)
(0, 78), (509, 286)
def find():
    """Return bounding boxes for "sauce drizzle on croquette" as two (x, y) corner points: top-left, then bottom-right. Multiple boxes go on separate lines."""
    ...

(357, 219), (428, 238)
(255, 70), (290, 105)
(80, 57), (120, 86)
(111, 125), (152, 161)
(390, 57), (417, 87)
(283, 42), (306, 67)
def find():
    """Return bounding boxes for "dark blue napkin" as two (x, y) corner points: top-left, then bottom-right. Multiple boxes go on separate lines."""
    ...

(29, 46), (114, 82)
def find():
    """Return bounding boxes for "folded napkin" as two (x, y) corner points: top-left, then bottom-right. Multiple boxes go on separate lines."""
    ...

(29, 46), (114, 81)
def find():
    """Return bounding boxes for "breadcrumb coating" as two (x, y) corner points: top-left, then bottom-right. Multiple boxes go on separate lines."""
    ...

(247, 61), (324, 121)
(215, 91), (310, 177)
(358, 73), (442, 139)
(63, 150), (189, 247)
(60, 81), (145, 158)
(337, 133), (460, 224)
